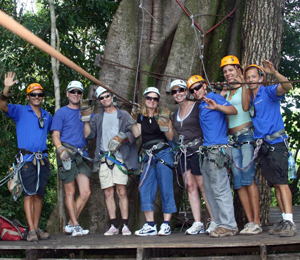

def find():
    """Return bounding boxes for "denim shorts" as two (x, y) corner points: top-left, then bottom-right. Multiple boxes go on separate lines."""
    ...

(231, 129), (256, 190)
(139, 147), (177, 214)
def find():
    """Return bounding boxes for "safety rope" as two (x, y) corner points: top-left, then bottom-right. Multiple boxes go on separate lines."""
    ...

(0, 10), (138, 107)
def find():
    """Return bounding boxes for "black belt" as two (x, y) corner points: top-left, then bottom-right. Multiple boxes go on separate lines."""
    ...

(19, 148), (48, 155)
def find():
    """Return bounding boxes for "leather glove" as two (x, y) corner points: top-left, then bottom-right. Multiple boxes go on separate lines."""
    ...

(57, 146), (73, 161)
(108, 132), (127, 152)
(128, 105), (141, 125)
(80, 99), (94, 122)
(157, 107), (170, 132)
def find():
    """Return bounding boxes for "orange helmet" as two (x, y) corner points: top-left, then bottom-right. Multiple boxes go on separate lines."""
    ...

(26, 83), (44, 95)
(187, 75), (206, 89)
(244, 64), (265, 80)
(220, 55), (240, 68)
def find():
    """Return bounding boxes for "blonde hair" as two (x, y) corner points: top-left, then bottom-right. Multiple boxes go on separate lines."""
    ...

(141, 96), (160, 117)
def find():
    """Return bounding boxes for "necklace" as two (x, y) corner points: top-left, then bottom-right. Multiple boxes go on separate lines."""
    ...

(149, 117), (152, 124)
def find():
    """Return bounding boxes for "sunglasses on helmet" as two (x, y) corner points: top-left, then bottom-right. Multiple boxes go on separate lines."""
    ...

(189, 84), (203, 94)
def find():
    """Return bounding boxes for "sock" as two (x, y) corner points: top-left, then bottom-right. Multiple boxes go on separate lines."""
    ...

(282, 213), (286, 220)
(121, 219), (129, 226)
(147, 221), (155, 227)
(110, 218), (118, 227)
(163, 221), (170, 225)
(285, 213), (293, 223)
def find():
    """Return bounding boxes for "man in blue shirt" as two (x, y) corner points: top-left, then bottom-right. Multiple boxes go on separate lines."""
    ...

(241, 59), (295, 237)
(187, 75), (238, 238)
(51, 81), (91, 237)
(0, 72), (52, 242)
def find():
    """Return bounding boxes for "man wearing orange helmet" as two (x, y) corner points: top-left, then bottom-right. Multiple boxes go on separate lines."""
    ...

(187, 74), (238, 238)
(241, 59), (296, 237)
(0, 72), (52, 242)
(220, 55), (262, 235)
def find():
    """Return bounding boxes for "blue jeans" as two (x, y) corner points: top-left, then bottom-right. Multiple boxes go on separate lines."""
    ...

(139, 147), (177, 214)
(202, 147), (237, 229)
(231, 129), (256, 190)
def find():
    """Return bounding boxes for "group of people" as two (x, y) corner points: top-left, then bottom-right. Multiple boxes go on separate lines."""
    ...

(0, 54), (296, 241)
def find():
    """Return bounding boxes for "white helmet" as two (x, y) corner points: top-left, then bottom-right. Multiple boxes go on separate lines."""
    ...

(95, 86), (109, 98)
(169, 79), (187, 92)
(143, 87), (160, 97)
(67, 81), (83, 91)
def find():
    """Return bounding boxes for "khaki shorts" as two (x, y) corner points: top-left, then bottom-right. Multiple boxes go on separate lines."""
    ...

(99, 157), (128, 189)
(57, 153), (91, 184)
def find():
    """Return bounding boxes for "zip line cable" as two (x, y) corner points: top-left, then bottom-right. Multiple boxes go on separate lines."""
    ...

(0, 10), (137, 106)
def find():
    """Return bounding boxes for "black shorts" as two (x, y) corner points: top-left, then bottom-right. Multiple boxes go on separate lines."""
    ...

(258, 141), (288, 187)
(20, 160), (51, 197)
(177, 152), (202, 176)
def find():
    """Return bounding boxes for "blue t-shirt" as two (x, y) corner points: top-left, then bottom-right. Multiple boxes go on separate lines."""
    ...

(5, 103), (52, 161)
(51, 106), (88, 152)
(251, 84), (287, 144)
(199, 92), (231, 146)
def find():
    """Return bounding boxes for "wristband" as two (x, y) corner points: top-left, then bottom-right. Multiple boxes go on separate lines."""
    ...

(56, 144), (62, 150)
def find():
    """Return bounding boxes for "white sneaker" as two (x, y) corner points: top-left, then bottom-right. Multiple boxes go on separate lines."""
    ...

(135, 223), (157, 236)
(158, 223), (171, 236)
(104, 224), (119, 236)
(65, 224), (89, 235)
(206, 219), (217, 235)
(122, 224), (132, 236)
(185, 222), (204, 235)
(71, 225), (83, 237)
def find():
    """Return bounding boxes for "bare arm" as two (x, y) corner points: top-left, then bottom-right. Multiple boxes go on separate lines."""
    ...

(203, 97), (237, 115)
(52, 130), (62, 148)
(131, 123), (141, 138)
(262, 59), (293, 96)
(0, 72), (17, 113)
(84, 121), (91, 138)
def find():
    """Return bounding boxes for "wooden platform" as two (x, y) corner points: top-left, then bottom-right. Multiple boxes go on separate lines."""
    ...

(1, 207), (300, 260)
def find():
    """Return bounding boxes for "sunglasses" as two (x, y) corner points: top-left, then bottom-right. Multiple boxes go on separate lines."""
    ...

(189, 84), (203, 94)
(145, 96), (159, 102)
(99, 94), (111, 100)
(171, 88), (185, 95)
(29, 92), (45, 97)
(69, 90), (83, 95)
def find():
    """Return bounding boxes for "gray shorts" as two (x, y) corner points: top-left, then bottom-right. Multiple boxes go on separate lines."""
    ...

(57, 153), (91, 183)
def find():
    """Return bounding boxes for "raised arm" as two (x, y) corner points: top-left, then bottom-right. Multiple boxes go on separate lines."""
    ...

(0, 72), (17, 113)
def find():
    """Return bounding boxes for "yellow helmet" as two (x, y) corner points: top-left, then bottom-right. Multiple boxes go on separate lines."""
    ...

(187, 75), (206, 89)
(26, 83), (44, 95)
(244, 64), (265, 79)
(220, 55), (240, 68)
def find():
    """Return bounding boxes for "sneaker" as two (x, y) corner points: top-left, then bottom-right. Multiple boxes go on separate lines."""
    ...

(135, 223), (157, 236)
(122, 224), (132, 236)
(36, 228), (50, 239)
(71, 225), (83, 237)
(206, 219), (217, 235)
(278, 220), (297, 237)
(240, 223), (262, 235)
(65, 224), (89, 236)
(210, 226), (237, 238)
(158, 223), (171, 236)
(27, 229), (38, 242)
(185, 222), (204, 235)
(269, 220), (285, 235)
(104, 224), (119, 236)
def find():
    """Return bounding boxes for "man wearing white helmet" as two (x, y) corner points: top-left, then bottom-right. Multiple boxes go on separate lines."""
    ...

(84, 86), (138, 236)
(51, 80), (91, 237)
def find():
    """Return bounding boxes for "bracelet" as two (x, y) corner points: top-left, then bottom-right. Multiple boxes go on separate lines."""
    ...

(56, 144), (62, 149)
